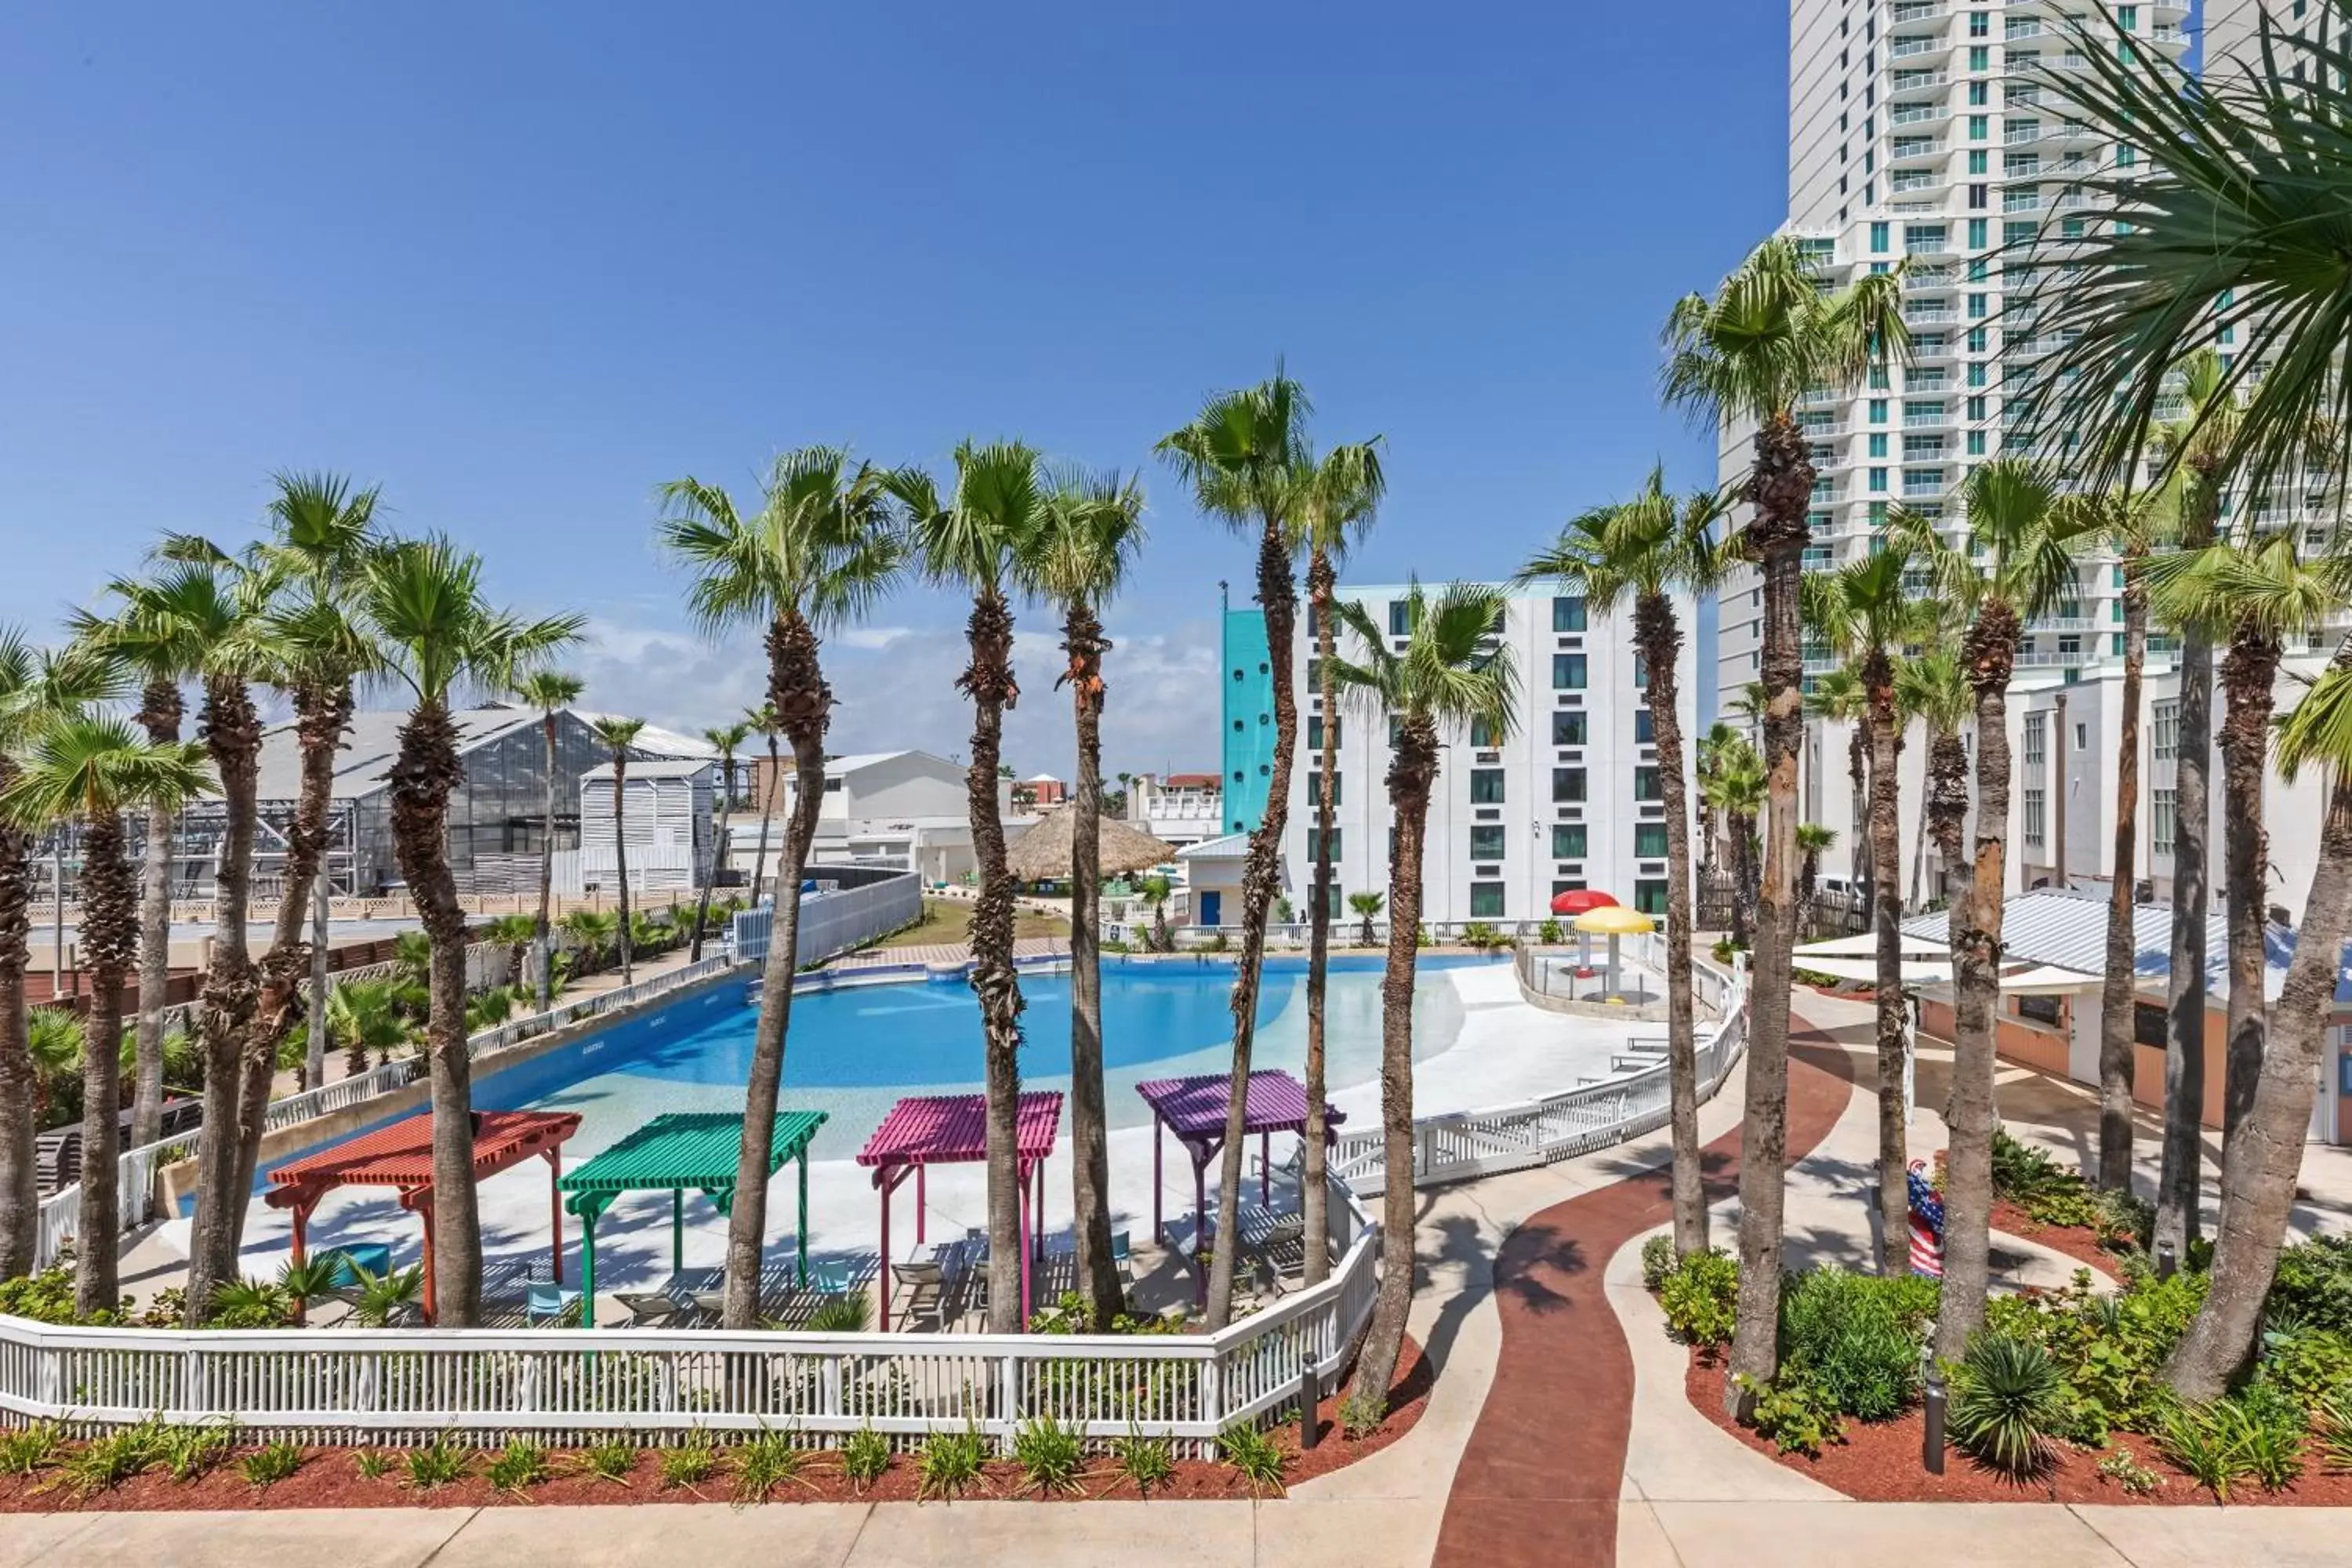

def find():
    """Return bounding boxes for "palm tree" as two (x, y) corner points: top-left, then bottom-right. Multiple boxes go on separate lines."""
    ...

(361, 536), (580, 1326)
(1661, 235), (1907, 1406)
(1794, 824), (1836, 938)
(1327, 580), (1518, 1413)
(1700, 738), (1764, 948)
(1142, 873), (1174, 951)
(1893, 460), (2089, 1359)
(559, 907), (616, 975)
(585, 716), (647, 985)
(2151, 535), (2352, 1156)
(1156, 368), (1329, 1330)
(1290, 441), (1385, 1288)
(2, 713), (209, 1313)
(1806, 666), (1870, 899)
(1894, 649), (1970, 912)
(690, 720), (753, 962)
(2164, 641), (2352, 1396)
(2063, 488), (2171, 1192)
(1518, 467), (1730, 1258)
(327, 977), (419, 1073)
(1693, 721), (1744, 892)
(659, 446), (906, 1330)
(108, 551), (274, 1323)
(1800, 541), (1940, 1272)
(512, 670), (584, 1010)
(1024, 465), (1146, 1327)
(892, 442), (1044, 1334)
(1347, 889), (1385, 948)
(742, 703), (781, 908)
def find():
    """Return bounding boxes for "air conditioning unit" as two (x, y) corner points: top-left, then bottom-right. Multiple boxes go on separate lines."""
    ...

(1475, 750), (1501, 765)
(1475, 808), (1501, 822)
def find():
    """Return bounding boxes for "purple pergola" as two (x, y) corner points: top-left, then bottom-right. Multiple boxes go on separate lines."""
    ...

(855, 1091), (1064, 1330)
(1135, 1069), (1343, 1305)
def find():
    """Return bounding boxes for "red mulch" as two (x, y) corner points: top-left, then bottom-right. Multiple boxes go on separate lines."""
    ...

(0, 1338), (1427, 1513)
(1989, 1198), (2132, 1276)
(1683, 1351), (2352, 1506)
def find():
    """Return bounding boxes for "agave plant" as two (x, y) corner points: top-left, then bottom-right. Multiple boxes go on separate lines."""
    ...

(1947, 1334), (2067, 1479)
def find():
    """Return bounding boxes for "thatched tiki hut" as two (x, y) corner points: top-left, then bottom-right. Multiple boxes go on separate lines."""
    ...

(1003, 804), (1178, 884)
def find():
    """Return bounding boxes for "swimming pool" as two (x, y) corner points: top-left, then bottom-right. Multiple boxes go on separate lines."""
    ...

(474, 953), (1494, 1162)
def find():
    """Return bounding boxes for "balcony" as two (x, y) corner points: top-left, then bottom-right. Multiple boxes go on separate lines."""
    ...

(1892, 1), (1948, 20)
(1910, 336), (1958, 362)
(1902, 475), (1949, 499)
(2005, 20), (2043, 42)
(2030, 614), (2096, 633)
(1889, 172), (1944, 195)
(1907, 371), (1952, 392)
(2003, 190), (2045, 213)
(1891, 103), (1952, 126)
(1904, 306), (1958, 325)
(1891, 71), (1951, 97)
(1889, 137), (1948, 163)
(1798, 419), (1850, 438)
(1904, 265), (1956, 289)
(1903, 412), (1950, 429)
(2005, 124), (2043, 146)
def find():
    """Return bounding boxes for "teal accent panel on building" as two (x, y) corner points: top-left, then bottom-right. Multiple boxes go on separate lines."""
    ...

(1219, 604), (1275, 836)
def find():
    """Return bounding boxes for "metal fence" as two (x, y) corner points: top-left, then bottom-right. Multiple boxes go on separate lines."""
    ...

(3, 1178), (1377, 1455)
(729, 869), (923, 968)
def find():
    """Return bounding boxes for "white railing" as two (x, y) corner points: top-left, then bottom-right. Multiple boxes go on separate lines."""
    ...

(1330, 953), (1750, 1198)
(463, 953), (739, 1059)
(728, 869), (923, 969)
(2, 1177), (1380, 1454)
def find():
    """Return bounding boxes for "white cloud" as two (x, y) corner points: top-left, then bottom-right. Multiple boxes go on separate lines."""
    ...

(567, 608), (1225, 779)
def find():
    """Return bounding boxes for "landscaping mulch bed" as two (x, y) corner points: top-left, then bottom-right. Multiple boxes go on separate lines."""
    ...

(0, 1338), (1427, 1513)
(1683, 1351), (2352, 1507)
(1988, 1197), (2129, 1277)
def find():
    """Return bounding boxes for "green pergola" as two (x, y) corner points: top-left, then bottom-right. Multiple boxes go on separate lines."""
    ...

(557, 1109), (829, 1321)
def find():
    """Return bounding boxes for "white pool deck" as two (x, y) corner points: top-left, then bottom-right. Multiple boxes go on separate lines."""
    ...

(124, 961), (1661, 1316)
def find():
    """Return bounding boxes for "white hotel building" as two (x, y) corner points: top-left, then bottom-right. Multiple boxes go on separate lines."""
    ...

(1276, 584), (1699, 926)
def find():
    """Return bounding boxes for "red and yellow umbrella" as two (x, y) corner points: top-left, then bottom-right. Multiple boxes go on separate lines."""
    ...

(1549, 888), (1618, 917)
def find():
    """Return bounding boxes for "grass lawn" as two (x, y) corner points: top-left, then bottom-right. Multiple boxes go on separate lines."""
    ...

(864, 896), (1070, 950)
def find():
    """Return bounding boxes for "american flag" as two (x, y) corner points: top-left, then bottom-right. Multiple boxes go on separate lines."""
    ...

(1907, 1159), (1944, 1279)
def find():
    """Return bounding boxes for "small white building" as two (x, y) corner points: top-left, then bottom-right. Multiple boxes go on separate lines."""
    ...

(1129, 772), (1224, 849)
(579, 758), (717, 896)
(731, 750), (1018, 887)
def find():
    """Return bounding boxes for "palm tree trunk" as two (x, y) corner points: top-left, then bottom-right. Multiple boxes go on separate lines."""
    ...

(2157, 628), (2213, 1258)
(1206, 521), (1300, 1331)
(0, 758), (33, 1279)
(691, 750), (732, 964)
(1909, 755), (1931, 914)
(234, 680), (349, 1232)
(74, 807), (135, 1317)
(1729, 817), (1757, 949)
(1724, 408), (1812, 1411)
(611, 760), (633, 986)
(1639, 595), (1707, 1257)
(130, 677), (182, 1155)
(723, 619), (833, 1329)
(958, 587), (1029, 1334)
(2098, 572), (2147, 1190)
(2217, 626), (2281, 1162)
(1065, 599), (1122, 1328)
(1349, 716), (1437, 1410)
(307, 878), (328, 1091)
(186, 676), (260, 1323)
(2169, 773), (2352, 1399)
(1849, 723), (1871, 910)
(390, 698), (481, 1327)
(535, 713), (560, 1011)
(1303, 549), (1340, 1284)
(1864, 654), (1909, 1275)
(750, 735), (779, 909)
(1936, 608), (2022, 1360)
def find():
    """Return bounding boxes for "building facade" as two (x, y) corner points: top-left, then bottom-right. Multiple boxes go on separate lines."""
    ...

(732, 750), (1015, 887)
(1219, 590), (1277, 839)
(1127, 771), (1224, 848)
(1718, 0), (2199, 701)
(1274, 583), (1698, 925)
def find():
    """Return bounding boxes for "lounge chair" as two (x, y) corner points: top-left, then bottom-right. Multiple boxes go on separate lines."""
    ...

(891, 1259), (946, 1330)
(615, 1291), (683, 1328)
(525, 1283), (582, 1325)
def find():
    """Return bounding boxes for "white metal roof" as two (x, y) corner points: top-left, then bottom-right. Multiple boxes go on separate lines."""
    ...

(581, 758), (713, 781)
(254, 706), (541, 802)
(1177, 833), (1252, 860)
(1899, 889), (2324, 1004)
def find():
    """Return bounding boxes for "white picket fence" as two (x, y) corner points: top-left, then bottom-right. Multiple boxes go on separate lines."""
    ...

(1330, 952), (1751, 1197)
(2, 1178), (1377, 1454)
(34, 955), (742, 1269)
(728, 870), (924, 967)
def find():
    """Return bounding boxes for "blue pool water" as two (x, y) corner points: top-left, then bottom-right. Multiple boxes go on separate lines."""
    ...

(472, 953), (1490, 1161)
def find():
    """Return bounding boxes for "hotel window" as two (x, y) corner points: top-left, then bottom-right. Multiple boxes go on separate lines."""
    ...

(1469, 824), (1507, 861)
(1968, 150), (1988, 175)
(1307, 829), (1343, 862)
(1869, 398), (1889, 424)
(1871, 221), (1890, 254)
(1553, 653), (1588, 690)
(1869, 433), (1889, 458)
(1635, 822), (1669, 858)
(1634, 766), (1663, 801)
(1470, 768), (1505, 804)
(2153, 787), (2177, 855)
(1552, 710), (1589, 746)
(1469, 882), (1507, 919)
(1967, 430), (1987, 456)
(1306, 714), (1341, 750)
(1969, 114), (1989, 141)
(2152, 700), (2178, 760)
(1552, 768), (1588, 804)
(1633, 655), (1650, 690)
(1551, 823), (1588, 860)
(1635, 708), (1655, 744)
(1968, 217), (1988, 249)
(2024, 714), (2045, 765)
(1308, 772), (1342, 805)
(1387, 599), (1411, 635)
(1470, 715), (1500, 748)
(1968, 45), (1991, 71)
(1969, 10), (1990, 37)
(1635, 880), (1668, 917)
(1552, 595), (1588, 632)
(2023, 786), (2045, 846)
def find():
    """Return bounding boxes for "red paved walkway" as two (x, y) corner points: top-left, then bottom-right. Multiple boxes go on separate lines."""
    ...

(1429, 1021), (1863, 1568)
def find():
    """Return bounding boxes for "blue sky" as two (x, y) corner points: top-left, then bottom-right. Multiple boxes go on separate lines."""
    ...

(0, 2), (1785, 773)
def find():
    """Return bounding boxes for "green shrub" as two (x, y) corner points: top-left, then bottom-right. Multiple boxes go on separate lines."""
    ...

(916, 1427), (988, 1500)
(2257, 1322), (2352, 1412)
(353, 1447), (393, 1480)
(404, 1434), (470, 1490)
(2094, 1444), (2164, 1495)
(1340, 1391), (1386, 1440)
(658, 1430), (722, 1492)
(2271, 1236), (2352, 1337)
(1537, 917), (1564, 945)
(1112, 1428), (1174, 1495)
(1639, 1233), (1678, 1292)
(485, 1438), (550, 1494)
(1948, 1334), (2067, 1479)
(840, 1428), (892, 1490)
(1984, 1268), (2207, 1438)
(1656, 1249), (1738, 1346)
(1218, 1422), (1287, 1495)
(579, 1439), (637, 1485)
(157, 1417), (240, 1482)
(1011, 1416), (1085, 1497)
(2155, 1399), (2264, 1501)
(1779, 1269), (1933, 1421)
(0, 1421), (61, 1476)
(1736, 1369), (1846, 1456)
(2316, 1384), (2352, 1472)
(59, 1422), (162, 1495)
(241, 1441), (304, 1489)
(733, 1428), (811, 1501)
(806, 1294), (873, 1333)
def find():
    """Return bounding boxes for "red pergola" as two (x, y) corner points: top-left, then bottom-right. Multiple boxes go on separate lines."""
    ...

(263, 1109), (581, 1323)
(855, 1091), (1062, 1330)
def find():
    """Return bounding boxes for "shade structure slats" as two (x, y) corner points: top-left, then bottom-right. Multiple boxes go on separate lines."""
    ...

(857, 1091), (1064, 1329)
